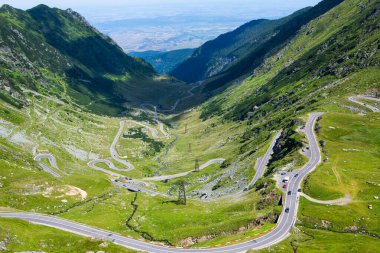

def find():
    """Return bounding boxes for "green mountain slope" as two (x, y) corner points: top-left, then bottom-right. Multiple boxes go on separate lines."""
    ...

(0, 0), (379, 251)
(0, 4), (186, 115)
(169, 11), (308, 83)
(177, 0), (379, 249)
(200, 0), (379, 120)
(171, 0), (344, 91)
(130, 49), (195, 74)
(201, 0), (347, 93)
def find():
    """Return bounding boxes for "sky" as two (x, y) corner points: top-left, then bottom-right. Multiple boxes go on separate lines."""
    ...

(0, 0), (321, 21)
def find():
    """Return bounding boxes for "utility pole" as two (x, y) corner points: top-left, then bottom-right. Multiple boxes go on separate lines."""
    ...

(194, 159), (200, 172)
(153, 106), (158, 123)
(177, 181), (186, 205)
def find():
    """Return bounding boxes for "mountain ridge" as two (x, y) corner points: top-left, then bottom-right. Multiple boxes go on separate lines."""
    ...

(0, 4), (186, 115)
(170, 7), (312, 83)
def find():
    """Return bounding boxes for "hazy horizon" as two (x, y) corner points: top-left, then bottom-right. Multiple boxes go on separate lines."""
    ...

(0, 1), (321, 20)
(0, 0), (322, 52)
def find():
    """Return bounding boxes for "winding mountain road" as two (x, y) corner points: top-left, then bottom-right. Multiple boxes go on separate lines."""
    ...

(348, 95), (380, 112)
(248, 131), (282, 189)
(127, 120), (169, 139)
(206, 131), (281, 202)
(109, 120), (135, 171)
(87, 117), (171, 177)
(34, 154), (61, 178)
(87, 160), (125, 177)
(2, 113), (324, 252)
(144, 158), (225, 181)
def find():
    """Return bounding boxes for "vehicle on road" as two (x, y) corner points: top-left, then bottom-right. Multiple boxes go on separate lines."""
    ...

(280, 172), (286, 175)
(288, 191), (292, 195)
(298, 188), (301, 192)
(294, 173), (299, 177)
(282, 176), (289, 183)
(282, 184), (288, 189)
(285, 207), (290, 213)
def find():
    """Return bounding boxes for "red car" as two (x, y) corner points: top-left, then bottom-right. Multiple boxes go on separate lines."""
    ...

(282, 184), (288, 189)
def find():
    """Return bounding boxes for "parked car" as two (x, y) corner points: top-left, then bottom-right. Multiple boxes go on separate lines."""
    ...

(288, 191), (292, 195)
(298, 188), (301, 192)
(282, 184), (288, 189)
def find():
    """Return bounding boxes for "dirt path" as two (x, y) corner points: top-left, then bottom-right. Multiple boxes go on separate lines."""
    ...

(331, 160), (342, 184)
(143, 158), (225, 181)
(300, 193), (352, 206)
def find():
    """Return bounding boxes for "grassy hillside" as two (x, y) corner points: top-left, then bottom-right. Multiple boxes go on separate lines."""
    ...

(171, 0), (344, 85)
(170, 0), (379, 250)
(199, 0), (379, 120)
(252, 112), (380, 252)
(0, 80), (281, 247)
(0, 4), (187, 115)
(170, 9), (310, 83)
(27, 4), (154, 76)
(0, 217), (137, 253)
(0, 0), (379, 251)
(200, 0), (345, 93)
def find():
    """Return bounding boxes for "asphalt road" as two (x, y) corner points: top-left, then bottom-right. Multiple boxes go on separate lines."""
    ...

(87, 160), (125, 177)
(87, 160), (157, 194)
(209, 131), (282, 202)
(247, 131), (282, 189)
(87, 120), (134, 178)
(2, 113), (323, 252)
(348, 95), (380, 112)
(34, 154), (61, 178)
(127, 120), (169, 139)
(88, 118), (169, 178)
(144, 158), (225, 181)
(86, 117), (173, 195)
(109, 120), (135, 171)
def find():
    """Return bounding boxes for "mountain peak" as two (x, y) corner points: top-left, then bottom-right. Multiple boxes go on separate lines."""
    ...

(66, 8), (91, 27)
(1, 4), (13, 9)
(0, 4), (17, 12)
(30, 4), (51, 11)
